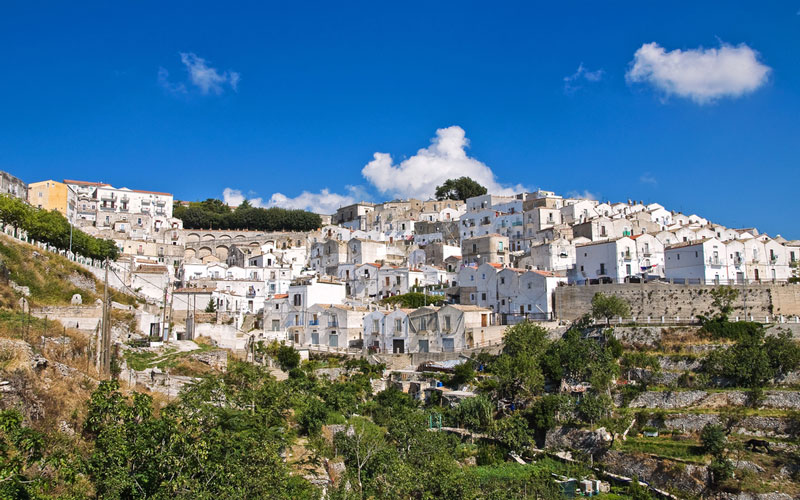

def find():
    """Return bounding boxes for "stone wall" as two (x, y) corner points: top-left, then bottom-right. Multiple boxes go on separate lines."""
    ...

(554, 282), (800, 321)
(629, 390), (800, 410)
(31, 305), (103, 332)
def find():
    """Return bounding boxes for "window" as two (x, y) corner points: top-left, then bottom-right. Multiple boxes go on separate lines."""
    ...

(293, 294), (302, 306)
(527, 282), (532, 289)
(395, 318), (402, 331)
(372, 319), (379, 333)
(420, 317), (427, 330)
(500, 277), (505, 284)
(472, 244), (477, 253)
(444, 315), (451, 330)
(481, 293), (487, 300)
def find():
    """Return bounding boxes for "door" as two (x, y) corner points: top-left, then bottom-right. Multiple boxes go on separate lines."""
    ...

(754, 269), (760, 281)
(442, 338), (454, 352)
(329, 334), (338, 347)
(392, 339), (405, 354)
(481, 314), (488, 327)
(418, 340), (429, 353)
(736, 272), (744, 284)
(311, 332), (319, 345)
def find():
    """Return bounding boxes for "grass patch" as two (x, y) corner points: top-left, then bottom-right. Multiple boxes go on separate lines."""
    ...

(123, 342), (216, 374)
(618, 436), (706, 463)
(0, 235), (140, 308)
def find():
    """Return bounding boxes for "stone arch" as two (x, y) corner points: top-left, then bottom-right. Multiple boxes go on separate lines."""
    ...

(184, 248), (197, 260)
(249, 242), (259, 248)
(234, 234), (246, 240)
(186, 233), (201, 243)
(202, 233), (215, 241)
(219, 234), (232, 240)
(215, 245), (230, 260)
(198, 246), (213, 259)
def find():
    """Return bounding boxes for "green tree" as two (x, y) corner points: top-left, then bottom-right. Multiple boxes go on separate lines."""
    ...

(334, 417), (388, 499)
(380, 292), (441, 308)
(204, 298), (217, 313)
(488, 322), (550, 403)
(591, 292), (631, 326)
(276, 345), (301, 372)
(0, 409), (44, 499)
(450, 395), (494, 432)
(434, 177), (488, 202)
(710, 286), (739, 319)
(700, 423), (727, 456)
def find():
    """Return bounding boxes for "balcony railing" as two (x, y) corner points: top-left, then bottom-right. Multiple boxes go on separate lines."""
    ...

(707, 257), (723, 266)
(621, 252), (632, 260)
(733, 257), (743, 266)
(309, 319), (319, 326)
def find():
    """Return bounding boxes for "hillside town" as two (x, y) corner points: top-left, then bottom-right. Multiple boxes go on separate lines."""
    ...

(7, 170), (800, 356)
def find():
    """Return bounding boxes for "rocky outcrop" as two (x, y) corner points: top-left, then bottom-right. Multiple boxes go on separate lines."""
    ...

(189, 349), (228, 371)
(544, 426), (613, 455)
(600, 450), (708, 497)
(67, 271), (96, 292)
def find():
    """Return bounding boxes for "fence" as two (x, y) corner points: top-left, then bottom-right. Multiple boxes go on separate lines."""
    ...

(570, 277), (794, 286)
(591, 314), (800, 327)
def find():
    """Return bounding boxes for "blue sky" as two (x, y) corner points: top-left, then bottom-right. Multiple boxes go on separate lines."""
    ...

(2, 2), (799, 237)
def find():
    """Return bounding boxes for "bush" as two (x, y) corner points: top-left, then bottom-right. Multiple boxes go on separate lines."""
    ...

(276, 345), (300, 371)
(700, 423), (726, 456)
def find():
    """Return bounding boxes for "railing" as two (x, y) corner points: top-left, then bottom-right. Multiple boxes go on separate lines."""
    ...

(308, 319), (319, 326)
(707, 257), (723, 266)
(571, 277), (794, 285)
(593, 314), (800, 326)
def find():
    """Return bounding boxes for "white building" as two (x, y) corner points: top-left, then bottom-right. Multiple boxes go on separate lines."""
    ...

(575, 237), (639, 283)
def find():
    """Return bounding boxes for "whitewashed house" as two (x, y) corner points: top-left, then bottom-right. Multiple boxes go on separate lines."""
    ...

(575, 237), (639, 283)
(664, 238), (729, 284)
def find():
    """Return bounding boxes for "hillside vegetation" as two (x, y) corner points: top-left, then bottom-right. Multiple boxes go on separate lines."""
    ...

(0, 234), (137, 308)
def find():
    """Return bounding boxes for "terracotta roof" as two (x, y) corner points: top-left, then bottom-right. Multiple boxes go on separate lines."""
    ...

(174, 287), (213, 293)
(530, 269), (558, 277)
(272, 294), (289, 299)
(135, 264), (168, 274)
(487, 262), (503, 269)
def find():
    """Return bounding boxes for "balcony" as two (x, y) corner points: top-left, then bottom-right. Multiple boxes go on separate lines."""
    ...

(99, 205), (116, 211)
(707, 257), (723, 266)
(642, 251), (652, 257)
(309, 319), (319, 326)
(621, 252), (632, 260)
(733, 257), (743, 266)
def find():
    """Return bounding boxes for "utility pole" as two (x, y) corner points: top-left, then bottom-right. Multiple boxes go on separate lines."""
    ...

(101, 258), (111, 376)
(161, 283), (168, 342)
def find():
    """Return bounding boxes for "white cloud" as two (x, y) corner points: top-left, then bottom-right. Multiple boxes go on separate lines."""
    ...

(639, 173), (658, 186)
(626, 42), (770, 104)
(157, 67), (186, 94)
(223, 186), (360, 214)
(179, 52), (240, 94)
(361, 126), (524, 199)
(267, 189), (358, 214)
(222, 188), (264, 207)
(563, 63), (604, 93)
(159, 53), (239, 95)
(566, 190), (598, 201)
